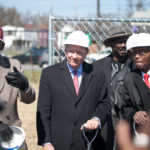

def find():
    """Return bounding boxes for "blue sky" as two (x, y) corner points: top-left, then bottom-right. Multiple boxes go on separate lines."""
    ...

(0, 0), (129, 17)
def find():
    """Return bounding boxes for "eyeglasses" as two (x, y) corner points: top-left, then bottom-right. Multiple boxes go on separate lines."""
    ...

(112, 38), (127, 44)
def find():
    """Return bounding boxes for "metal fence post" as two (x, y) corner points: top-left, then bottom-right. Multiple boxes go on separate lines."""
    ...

(48, 13), (53, 66)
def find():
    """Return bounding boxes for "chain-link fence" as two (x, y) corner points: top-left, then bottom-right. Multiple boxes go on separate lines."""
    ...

(48, 14), (150, 65)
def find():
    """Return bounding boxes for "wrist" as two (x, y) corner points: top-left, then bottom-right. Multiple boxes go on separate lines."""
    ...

(20, 75), (29, 92)
(92, 117), (101, 129)
(43, 142), (51, 146)
(92, 117), (100, 123)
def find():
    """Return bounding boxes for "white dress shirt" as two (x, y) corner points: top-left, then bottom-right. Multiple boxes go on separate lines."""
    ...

(142, 70), (150, 82)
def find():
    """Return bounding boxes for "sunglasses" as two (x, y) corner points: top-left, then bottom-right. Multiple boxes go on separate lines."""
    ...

(112, 38), (127, 44)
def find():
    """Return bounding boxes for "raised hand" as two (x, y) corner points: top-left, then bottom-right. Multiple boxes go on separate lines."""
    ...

(5, 66), (29, 91)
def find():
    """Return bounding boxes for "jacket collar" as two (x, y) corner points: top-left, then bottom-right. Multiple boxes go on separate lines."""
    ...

(59, 59), (93, 101)
(0, 55), (10, 68)
(0, 55), (11, 92)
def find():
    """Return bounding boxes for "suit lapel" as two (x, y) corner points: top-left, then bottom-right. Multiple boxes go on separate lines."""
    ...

(103, 57), (112, 84)
(134, 72), (150, 93)
(0, 67), (8, 92)
(0, 56), (11, 93)
(76, 62), (93, 102)
(60, 60), (93, 101)
(60, 60), (77, 99)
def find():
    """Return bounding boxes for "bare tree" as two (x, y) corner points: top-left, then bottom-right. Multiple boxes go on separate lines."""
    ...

(0, 5), (23, 26)
(5, 7), (23, 26)
(0, 4), (49, 27)
(126, 0), (150, 17)
(21, 12), (48, 25)
(126, 0), (134, 17)
(136, 0), (146, 11)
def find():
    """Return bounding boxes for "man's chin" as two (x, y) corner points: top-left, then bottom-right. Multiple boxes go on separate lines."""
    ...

(119, 51), (127, 56)
(136, 64), (145, 71)
(70, 64), (80, 69)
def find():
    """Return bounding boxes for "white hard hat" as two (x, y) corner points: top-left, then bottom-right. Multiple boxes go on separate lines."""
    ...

(1, 126), (25, 150)
(64, 30), (90, 48)
(126, 33), (150, 50)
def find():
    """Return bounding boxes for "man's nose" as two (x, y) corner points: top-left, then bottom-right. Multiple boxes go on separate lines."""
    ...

(120, 42), (126, 47)
(134, 53), (141, 59)
(72, 52), (78, 58)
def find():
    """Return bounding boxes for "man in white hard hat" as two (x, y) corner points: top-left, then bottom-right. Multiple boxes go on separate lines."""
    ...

(121, 33), (150, 130)
(37, 30), (111, 150)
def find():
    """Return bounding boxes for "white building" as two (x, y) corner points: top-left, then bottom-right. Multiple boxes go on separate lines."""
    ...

(131, 10), (150, 19)
(2, 25), (48, 50)
(2, 25), (32, 49)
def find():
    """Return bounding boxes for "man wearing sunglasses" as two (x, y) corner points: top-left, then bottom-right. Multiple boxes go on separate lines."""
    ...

(94, 25), (131, 150)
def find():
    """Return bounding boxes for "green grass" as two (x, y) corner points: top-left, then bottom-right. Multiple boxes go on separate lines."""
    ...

(24, 70), (42, 83)
(3, 49), (24, 57)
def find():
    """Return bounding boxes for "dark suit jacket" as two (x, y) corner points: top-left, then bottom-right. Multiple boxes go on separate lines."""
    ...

(93, 55), (112, 92)
(121, 71), (150, 123)
(36, 60), (111, 150)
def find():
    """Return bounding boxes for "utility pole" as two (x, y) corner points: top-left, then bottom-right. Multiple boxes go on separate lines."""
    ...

(97, 0), (100, 17)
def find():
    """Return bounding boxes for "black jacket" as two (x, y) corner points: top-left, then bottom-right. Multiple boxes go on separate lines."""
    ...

(121, 70), (150, 123)
(93, 54), (130, 150)
(110, 62), (134, 123)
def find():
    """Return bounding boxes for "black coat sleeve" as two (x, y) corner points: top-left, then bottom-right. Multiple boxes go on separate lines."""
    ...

(92, 71), (111, 127)
(121, 79), (137, 123)
(36, 69), (52, 145)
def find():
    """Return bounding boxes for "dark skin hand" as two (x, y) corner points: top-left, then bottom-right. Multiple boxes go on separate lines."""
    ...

(133, 111), (150, 126)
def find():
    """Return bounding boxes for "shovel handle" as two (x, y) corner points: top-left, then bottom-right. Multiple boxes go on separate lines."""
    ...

(83, 126), (101, 150)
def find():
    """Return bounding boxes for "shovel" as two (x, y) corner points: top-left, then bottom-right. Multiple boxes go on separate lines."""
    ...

(83, 126), (101, 150)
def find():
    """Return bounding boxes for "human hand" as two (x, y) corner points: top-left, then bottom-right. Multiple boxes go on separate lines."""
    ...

(116, 120), (150, 150)
(0, 122), (13, 142)
(80, 118), (100, 130)
(133, 111), (149, 125)
(5, 66), (29, 92)
(43, 143), (55, 150)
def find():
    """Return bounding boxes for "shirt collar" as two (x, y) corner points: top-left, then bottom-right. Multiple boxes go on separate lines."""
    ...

(67, 62), (83, 74)
(142, 70), (150, 77)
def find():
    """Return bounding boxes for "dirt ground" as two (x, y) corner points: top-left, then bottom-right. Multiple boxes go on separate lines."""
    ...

(18, 83), (42, 150)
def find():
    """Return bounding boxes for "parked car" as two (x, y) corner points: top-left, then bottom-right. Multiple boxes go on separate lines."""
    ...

(12, 47), (48, 64)
(38, 49), (65, 68)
